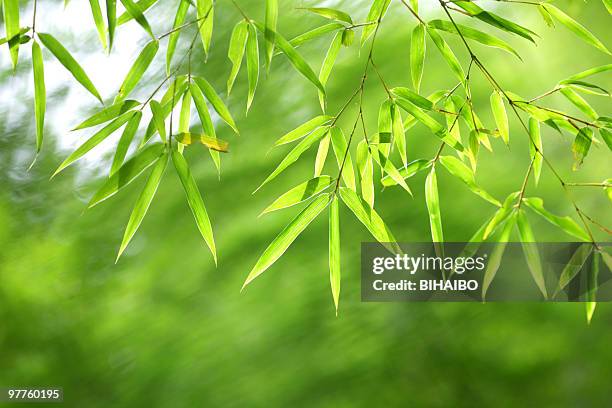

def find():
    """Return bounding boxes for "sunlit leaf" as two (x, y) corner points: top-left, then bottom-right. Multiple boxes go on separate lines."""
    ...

(601, 128), (612, 151)
(38, 33), (103, 103)
(439, 155), (501, 206)
(116, 40), (159, 102)
(275, 115), (332, 146)
(522, 197), (590, 241)
(166, 0), (189, 74)
(89, 142), (165, 208)
(564, 64), (612, 82)
(32, 40), (46, 153)
(410, 24), (426, 92)
(381, 159), (431, 187)
(150, 100), (167, 143)
(117, 153), (168, 261)
(329, 195), (341, 314)
(490, 91), (509, 146)
(425, 167), (443, 243)
(262, 176), (333, 216)
(454, 1), (536, 42)
(391, 87), (432, 111)
(302, 7), (352, 24)
(314, 133), (331, 177)
(554, 243), (593, 297)
(264, 0), (278, 70)
(119, 0), (155, 39)
(174, 132), (229, 152)
(483, 192), (519, 240)
(88, 0), (108, 51)
(172, 149), (217, 263)
(289, 23), (344, 48)
(196, 0), (214, 56)
(318, 32), (342, 112)
(73, 100), (140, 130)
(516, 209), (547, 299)
(190, 82), (221, 173)
(4, 0), (20, 69)
(246, 22), (259, 112)
(111, 110), (142, 175)
(538, 5), (555, 28)
(361, 0), (391, 46)
(482, 212), (516, 300)
(227, 20), (248, 95)
(106, 0), (117, 51)
(356, 140), (374, 207)
(243, 194), (330, 288)
(586, 251), (600, 324)
(392, 103), (407, 167)
(572, 127), (593, 170)
(179, 89), (191, 134)
(330, 126), (356, 191)
(426, 27), (465, 85)
(193, 76), (238, 134)
(118, 0), (159, 25)
(528, 118), (542, 185)
(560, 88), (598, 120)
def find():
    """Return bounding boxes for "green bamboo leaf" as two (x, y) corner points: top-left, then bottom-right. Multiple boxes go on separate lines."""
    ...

(522, 197), (590, 241)
(314, 133), (330, 177)
(356, 140), (374, 207)
(264, 0), (278, 70)
(32, 40), (46, 153)
(73, 100), (140, 130)
(275, 116), (332, 146)
(410, 0), (418, 12)
(444, 98), (462, 146)
(564, 64), (612, 81)
(482, 213), (516, 300)
(395, 97), (464, 152)
(554, 244), (593, 298)
(538, 5), (555, 28)
(600, 128), (612, 151)
(193, 76), (238, 134)
(439, 155), (501, 206)
(302, 7), (352, 24)
(88, 143), (164, 208)
(392, 103), (407, 167)
(381, 159), (431, 187)
(196, 0), (214, 56)
(428, 19), (521, 59)
(54, 112), (133, 177)
(243, 194), (330, 289)
(227, 20), (248, 95)
(425, 167), (443, 243)
(561, 80), (609, 97)
(116, 40), (159, 102)
(166, 0), (189, 74)
(246, 22), (259, 112)
(149, 100), (167, 143)
(256, 126), (328, 192)
(0, 26), (28, 46)
(572, 127), (593, 170)
(410, 24), (426, 92)
(361, 0), (391, 46)
(4, 0), (20, 69)
(288, 23), (344, 48)
(426, 26), (465, 85)
(371, 148), (412, 195)
(111, 111), (142, 175)
(179, 89), (191, 134)
(256, 23), (325, 95)
(560, 88), (598, 120)
(140, 77), (188, 145)
(330, 126), (356, 191)
(542, 4), (610, 55)
(38, 33), (103, 103)
(342, 28), (353, 47)
(119, 0), (154, 38)
(454, 1), (536, 42)
(605, 0), (612, 14)
(528, 118), (542, 185)
(338, 187), (400, 254)
(318, 32), (342, 112)
(261, 176), (333, 216)
(516, 209), (547, 299)
(118, 0), (159, 25)
(190, 82), (220, 174)
(483, 192), (520, 240)
(586, 251), (600, 324)
(106, 0), (117, 51)
(329, 195), (341, 314)
(391, 87), (432, 111)
(490, 91), (509, 146)
(116, 153), (168, 261)
(172, 149), (217, 263)
(88, 0), (108, 50)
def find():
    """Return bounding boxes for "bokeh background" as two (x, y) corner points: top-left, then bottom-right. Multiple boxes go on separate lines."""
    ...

(1, 0), (611, 406)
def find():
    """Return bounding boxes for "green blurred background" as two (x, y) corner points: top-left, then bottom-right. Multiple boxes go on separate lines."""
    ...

(1, 0), (611, 406)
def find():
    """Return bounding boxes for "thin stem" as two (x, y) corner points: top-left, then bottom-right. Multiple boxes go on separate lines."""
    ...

(32, 0), (38, 33)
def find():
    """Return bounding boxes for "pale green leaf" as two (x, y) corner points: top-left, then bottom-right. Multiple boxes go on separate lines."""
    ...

(543, 4), (610, 55)
(454, 1), (536, 42)
(482, 213), (516, 300)
(302, 7), (352, 24)
(73, 100), (140, 130)
(111, 110), (142, 175)
(227, 20), (248, 95)
(356, 140), (374, 207)
(318, 32), (342, 112)
(32, 40), (46, 153)
(528, 118), (542, 185)
(116, 40), (159, 102)
(196, 0), (214, 56)
(88, 0), (108, 50)
(264, 0), (278, 70)
(275, 115), (332, 146)
(288, 23), (344, 48)
(314, 133), (331, 177)
(261, 176), (333, 216)
(106, 0), (117, 51)
(586, 251), (600, 324)
(572, 127), (593, 170)
(166, 0), (190, 74)
(189, 82), (221, 173)
(330, 126), (356, 191)
(246, 22), (259, 112)
(426, 26), (465, 85)
(329, 196), (341, 313)
(490, 91), (509, 145)
(4, 0), (20, 69)
(119, 0), (155, 39)
(560, 88), (598, 120)
(483, 192), (519, 239)
(516, 209), (547, 299)
(410, 24), (426, 92)
(361, 0), (391, 46)
(391, 87), (432, 111)
(522, 197), (590, 241)
(381, 159), (431, 187)
(425, 167), (443, 243)
(392, 103), (407, 166)
(150, 100), (167, 143)
(118, 0), (159, 25)
(439, 155), (501, 206)
(193, 76), (238, 134)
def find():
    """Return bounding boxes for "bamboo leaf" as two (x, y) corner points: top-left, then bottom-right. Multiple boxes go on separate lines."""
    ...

(88, 142), (165, 208)
(166, 0), (190, 74)
(330, 126), (356, 191)
(356, 140), (374, 207)
(150, 100), (167, 143)
(116, 40), (159, 102)
(572, 127), (593, 170)
(482, 213), (516, 300)
(111, 110), (142, 175)
(275, 115), (332, 146)
(4, 0), (20, 69)
(483, 192), (520, 240)
(542, 4), (610, 55)
(410, 24), (426, 92)
(381, 159), (431, 187)
(454, 1), (536, 42)
(391, 87), (432, 111)
(174, 133), (229, 152)
(425, 167), (443, 243)
(172, 149), (217, 263)
(302, 7), (352, 24)
(428, 19), (521, 59)
(522, 197), (590, 241)
(88, 0), (108, 50)
(117, 153), (168, 261)
(490, 91), (509, 146)
(560, 88), (598, 120)
(516, 209), (547, 299)
(261, 176), (333, 216)
(54, 112), (133, 176)
(586, 251), (600, 324)
(538, 5), (555, 28)
(227, 20), (248, 95)
(361, 0), (391, 46)
(314, 133), (331, 177)
(190, 82), (221, 173)
(605, 0), (612, 14)
(246, 22), (259, 112)
(38, 33), (103, 103)
(118, 0), (159, 25)
(392, 103), (407, 167)
(564, 64), (612, 82)
(554, 244), (593, 298)
(193, 76), (238, 134)
(32, 40), (46, 153)
(426, 26), (465, 85)
(196, 0), (214, 56)
(243, 194), (330, 288)
(264, 0), (278, 70)
(318, 32), (342, 112)
(601, 128), (612, 151)
(73, 100), (140, 130)
(106, 0), (117, 51)
(329, 196), (341, 313)
(289, 23), (344, 48)
(528, 118), (542, 185)
(179, 89), (191, 134)
(439, 155), (501, 206)
(256, 126), (328, 192)
(119, 0), (155, 39)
